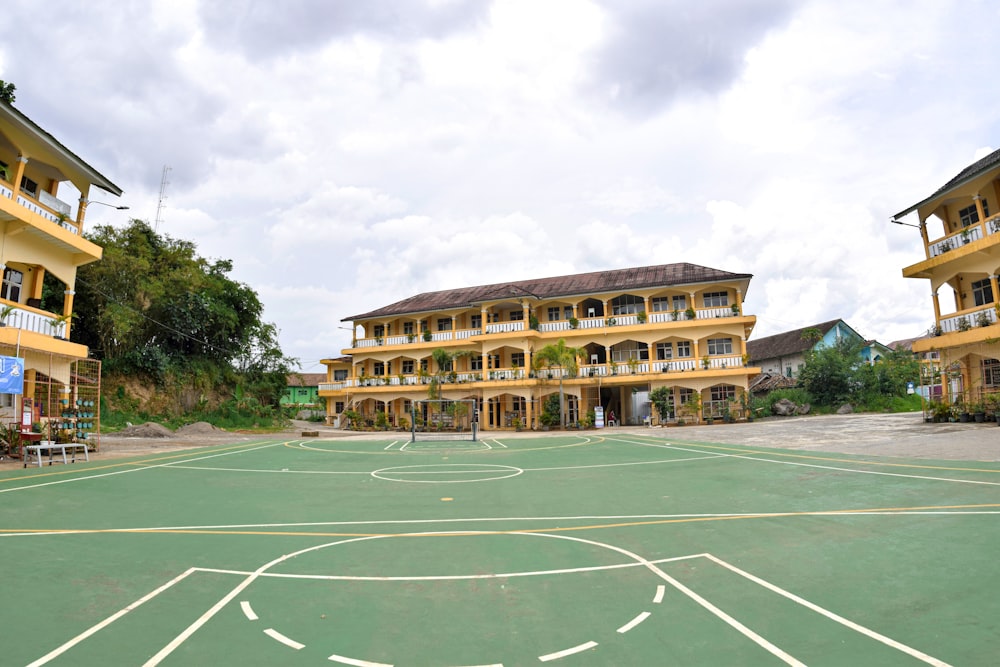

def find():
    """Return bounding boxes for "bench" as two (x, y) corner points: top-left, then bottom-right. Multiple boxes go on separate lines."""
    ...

(23, 441), (89, 468)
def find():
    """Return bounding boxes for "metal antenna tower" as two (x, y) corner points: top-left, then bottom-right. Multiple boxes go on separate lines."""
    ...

(154, 165), (171, 232)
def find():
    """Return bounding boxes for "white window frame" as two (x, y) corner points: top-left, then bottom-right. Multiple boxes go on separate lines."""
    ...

(703, 291), (729, 308)
(707, 338), (733, 355)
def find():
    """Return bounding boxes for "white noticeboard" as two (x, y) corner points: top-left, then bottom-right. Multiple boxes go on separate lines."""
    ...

(594, 405), (605, 428)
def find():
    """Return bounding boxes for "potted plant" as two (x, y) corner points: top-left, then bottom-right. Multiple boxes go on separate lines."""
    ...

(961, 227), (972, 244)
(407, 332), (416, 343)
(977, 311), (992, 327)
(568, 316), (579, 329)
(742, 353), (750, 367)
(48, 313), (73, 339)
(636, 311), (647, 324)
(512, 417), (523, 432)
(731, 303), (740, 316)
(606, 316), (617, 327)
(685, 306), (696, 320)
(0, 303), (16, 327)
(529, 314), (539, 330)
(957, 316), (971, 332)
(627, 357), (639, 374)
(972, 401), (987, 423)
(422, 328), (433, 342)
(701, 356), (710, 370)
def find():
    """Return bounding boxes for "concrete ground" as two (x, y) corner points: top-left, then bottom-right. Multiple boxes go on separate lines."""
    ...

(635, 411), (1000, 462)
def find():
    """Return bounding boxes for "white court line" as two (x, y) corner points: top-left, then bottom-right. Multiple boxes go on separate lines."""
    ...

(539, 641), (598, 662)
(704, 554), (953, 666)
(383, 441), (398, 451)
(0, 441), (285, 495)
(27, 568), (199, 667)
(523, 454), (726, 472)
(328, 653), (392, 667)
(198, 553), (704, 582)
(240, 600), (258, 621)
(166, 465), (370, 475)
(617, 611), (651, 634)
(653, 585), (665, 603)
(618, 438), (1000, 487)
(264, 627), (305, 650)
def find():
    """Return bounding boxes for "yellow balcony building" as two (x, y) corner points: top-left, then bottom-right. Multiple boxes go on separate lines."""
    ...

(320, 263), (759, 430)
(0, 102), (121, 438)
(897, 148), (1000, 406)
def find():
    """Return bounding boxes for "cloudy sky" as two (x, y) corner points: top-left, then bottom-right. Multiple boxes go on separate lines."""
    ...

(2, 0), (998, 371)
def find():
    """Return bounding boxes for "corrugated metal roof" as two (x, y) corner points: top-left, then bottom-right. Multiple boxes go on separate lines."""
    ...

(344, 262), (752, 321)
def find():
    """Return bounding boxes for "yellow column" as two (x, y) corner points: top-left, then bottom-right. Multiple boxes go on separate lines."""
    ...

(919, 218), (930, 259)
(734, 289), (743, 314)
(522, 303), (530, 325)
(932, 290), (941, 324)
(991, 276), (1000, 318)
(77, 194), (89, 226)
(63, 290), (75, 338)
(642, 296), (651, 316)
(11, 156), (28, 196)
(974, 195), (987, 226)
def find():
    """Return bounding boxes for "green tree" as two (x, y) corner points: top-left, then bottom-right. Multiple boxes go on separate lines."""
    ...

(533, 338), (585, 427)
(0, 80), (15, 105)
(798, 338), (861, 406)
(649, 386), (673, 423)
(74, 219), (296, 407)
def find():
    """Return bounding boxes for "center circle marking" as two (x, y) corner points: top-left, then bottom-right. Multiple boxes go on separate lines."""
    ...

(370, 463), (524, 483)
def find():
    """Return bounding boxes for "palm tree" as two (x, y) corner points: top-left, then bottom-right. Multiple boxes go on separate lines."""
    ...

(533, 339), (585, 427)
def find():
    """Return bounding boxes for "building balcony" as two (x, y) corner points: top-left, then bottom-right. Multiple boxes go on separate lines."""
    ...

(322, 355), (750, 393)
(0, 303), (68, 337)
(0, 179), (80, 235)
(349, 309), (750, 351)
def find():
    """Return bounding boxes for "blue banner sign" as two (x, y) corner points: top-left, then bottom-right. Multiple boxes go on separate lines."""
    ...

(0, 355), (24, 394)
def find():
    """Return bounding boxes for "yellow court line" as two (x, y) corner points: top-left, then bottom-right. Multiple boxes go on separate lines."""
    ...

(0, 440), (288, 484)
(651, 438), (1000, 474)
(6, 501), (997, 538)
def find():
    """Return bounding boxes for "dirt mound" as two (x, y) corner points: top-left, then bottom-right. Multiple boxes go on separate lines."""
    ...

(115, 422), (175, 438)
(175, 421), (224, 436)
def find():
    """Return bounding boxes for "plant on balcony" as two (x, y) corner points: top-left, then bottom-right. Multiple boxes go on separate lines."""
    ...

(407, 332), (416, 343)
(685, 307), (696, 320)
(568, 316), (579, 329)
(671, 308), (680, 321)
(928, 324), (943, 337)
(957, 316), (971, 332)
(0, 303), (15, 327)
(701, 355), (710, 370)
(627, 357), (639, 374)
(742, 352), (750, 367)
(961, 228), (972, 244)
(731, 303), (740, 316)
(991, 219), (1000, 234)
(422, 328), (432, 341)
(939, 239), (953, 253)
(529, 313), (539, 330)
(47, 313), (73, 339)
(636, 311), (647, 324)
(606, 316), (617, 326)
(977, 311), (992, 327)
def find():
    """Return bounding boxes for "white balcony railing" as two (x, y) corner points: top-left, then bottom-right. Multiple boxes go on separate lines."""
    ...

(1, 307), (67, 337)
(484, 321), (525, 334)
(928, 217), (1000, 258)
(939, 306), (997, 333)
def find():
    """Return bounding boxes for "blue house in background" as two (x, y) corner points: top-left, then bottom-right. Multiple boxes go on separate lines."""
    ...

(747, 319), (882, 379)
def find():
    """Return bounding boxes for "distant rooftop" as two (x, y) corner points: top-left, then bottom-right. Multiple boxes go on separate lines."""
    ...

(892, 147), (1000, 221)
(344, 262), (752, 321)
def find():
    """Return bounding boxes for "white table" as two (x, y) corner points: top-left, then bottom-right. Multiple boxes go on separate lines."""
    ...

(23, 441), (89, 468)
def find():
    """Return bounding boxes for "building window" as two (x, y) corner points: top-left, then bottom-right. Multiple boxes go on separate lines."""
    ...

(651, 297), (670, 312)
(470, 314), (482, 329)
(707, 338), (733, 355)
(333, 370), (347, 381)
(335, 401), (345, 413)
(20, 176), (38, 198)
(402, 360), (415, 374)
(678, 387), (693, 408)
(509, 310), (523, 321)
(373, 362), (385, 376)
(983, 358), (1000, 387)
(656, 342), (673, 360)
(1, 268), (22, 303)
(547, 307), (561, 321)
(676, 341), (692, 357)
(959, 200), (989, 227)
(672, 295), (686, 311)
(437, 318), (451, 331)
(404, 322), (415, 335)
(703, 291), (729, 308)
(971, 278), (994, 307)
(373, 324), (385, 338)
(511, 352), (525, 368)
(420, 359), (428, 373)
(611, 294), (644, 315)
(711, 385), (736, 402)
(471, 355), (483, 371)
(564, 306), (573, 319)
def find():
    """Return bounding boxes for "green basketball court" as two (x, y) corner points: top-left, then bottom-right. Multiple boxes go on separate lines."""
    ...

(1, 431), (997, 666)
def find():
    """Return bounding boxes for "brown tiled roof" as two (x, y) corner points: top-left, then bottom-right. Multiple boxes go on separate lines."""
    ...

(746, 319), (842, 362)
(286, 373), (327, 387)
(892, 147), (1000, 220)
(344, 263), (752, 321)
